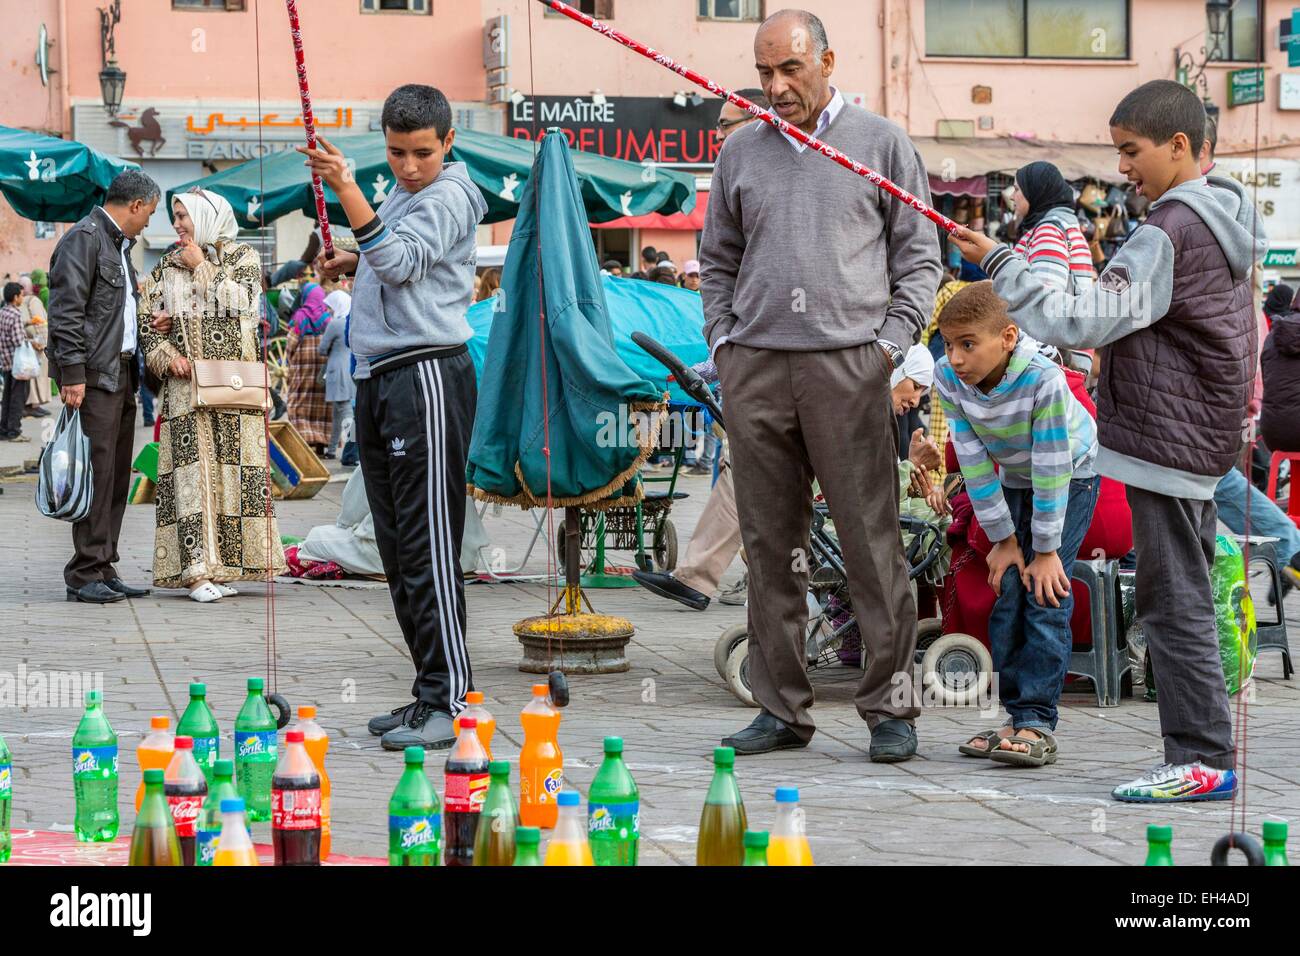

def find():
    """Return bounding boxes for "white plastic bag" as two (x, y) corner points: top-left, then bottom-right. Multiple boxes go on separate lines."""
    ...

(11, 341), (39, 381)
(36, 407), (93, 523)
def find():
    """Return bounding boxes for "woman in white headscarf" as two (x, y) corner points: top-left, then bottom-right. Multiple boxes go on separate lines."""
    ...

(890, 343), (936, 457)
(139, 188), (287, 602)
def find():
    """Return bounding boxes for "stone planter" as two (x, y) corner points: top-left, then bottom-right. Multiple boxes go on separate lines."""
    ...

(514, 613), (634, 674)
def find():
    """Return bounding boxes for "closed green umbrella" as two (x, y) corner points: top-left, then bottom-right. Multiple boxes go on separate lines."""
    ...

(0, 125), (139, 222)
(168, 128), (695, 229)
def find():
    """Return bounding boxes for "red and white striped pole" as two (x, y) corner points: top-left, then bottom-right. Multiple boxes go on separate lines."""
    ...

(536, 0), (959, 235)
(284, 0), (335, 259)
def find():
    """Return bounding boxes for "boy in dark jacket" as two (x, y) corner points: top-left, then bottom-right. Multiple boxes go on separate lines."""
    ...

(955, 80), (1267, 803)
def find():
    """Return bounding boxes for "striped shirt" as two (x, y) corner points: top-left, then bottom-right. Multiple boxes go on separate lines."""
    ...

(935, 337), (1097, 552)
(0, 304), (25, 372)
(1013, 208), (1096, 294)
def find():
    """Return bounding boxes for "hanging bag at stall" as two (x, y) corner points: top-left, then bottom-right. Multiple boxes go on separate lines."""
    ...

(36, 407), (94, 523)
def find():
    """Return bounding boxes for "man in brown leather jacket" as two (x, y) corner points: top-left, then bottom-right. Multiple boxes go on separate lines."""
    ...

(48, 170), (160, 604)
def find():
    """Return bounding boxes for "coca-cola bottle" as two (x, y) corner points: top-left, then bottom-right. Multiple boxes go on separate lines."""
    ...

(271, 730), (321, 866)
(163, 736), (207, 866)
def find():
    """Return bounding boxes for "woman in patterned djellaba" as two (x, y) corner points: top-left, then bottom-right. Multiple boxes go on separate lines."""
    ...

(139, 188), (287, 603)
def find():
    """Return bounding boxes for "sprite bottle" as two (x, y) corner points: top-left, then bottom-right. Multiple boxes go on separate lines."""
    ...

(0, 733), (11, 864)
(72, 690), (119, 842)
(473, 760), (518, 866)
(233, 678), (277, 823)
(177, 683), (220, 785)
(196, 759), (240, 866)
(1144, 825), (1174, 866)
(697, 746), (746, 866)
(389, 746), (441, 866)
(742, 830), (769, 866)
(1263, 820), (1289, 866)
(588, 736), (639, 866)
(512, 826), (542, 866)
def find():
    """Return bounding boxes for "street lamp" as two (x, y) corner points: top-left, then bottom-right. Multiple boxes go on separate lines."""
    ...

(98, 0), (126, 116)
(1174, 0), (1233, 121)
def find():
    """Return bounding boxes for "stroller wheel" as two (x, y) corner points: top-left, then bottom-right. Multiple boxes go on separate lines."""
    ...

(653, 519), (678, 572)
(921, 633), (993, 707)
(723, 640), (759, 708)
(914, 617), (944, 665)
(714, 623), (749, 679)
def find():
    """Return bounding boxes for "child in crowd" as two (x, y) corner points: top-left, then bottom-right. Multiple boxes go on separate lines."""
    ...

(933, 282), (1099, 767)
(954, 80), (1267, 801)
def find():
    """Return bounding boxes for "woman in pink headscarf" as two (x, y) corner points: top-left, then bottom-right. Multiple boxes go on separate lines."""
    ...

(285, 281), (333, 454)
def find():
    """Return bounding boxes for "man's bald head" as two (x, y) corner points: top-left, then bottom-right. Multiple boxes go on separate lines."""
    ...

(758, 8), (829, 57)
(754, 8), (834, 135)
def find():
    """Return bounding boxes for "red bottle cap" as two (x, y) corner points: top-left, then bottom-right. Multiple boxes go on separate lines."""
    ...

(174, 736), (193, 749)
(285, 730), (305, 743)
(460, 718), (477, 729)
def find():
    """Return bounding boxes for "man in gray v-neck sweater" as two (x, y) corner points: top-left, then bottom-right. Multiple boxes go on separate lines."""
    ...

(700, 9), (941, 760)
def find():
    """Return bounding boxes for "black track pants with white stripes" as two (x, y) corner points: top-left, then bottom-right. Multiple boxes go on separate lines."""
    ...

(356, 353), (477, 714)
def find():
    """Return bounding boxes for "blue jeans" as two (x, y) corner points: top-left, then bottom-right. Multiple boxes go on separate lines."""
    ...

(136, 352), (155, 424)
(988, 476), (1101, 731)
(1214, 466), (1300, 567)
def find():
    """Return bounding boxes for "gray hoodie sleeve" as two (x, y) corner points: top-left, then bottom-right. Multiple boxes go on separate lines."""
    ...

(982, 222), (1174, 350)
(878, 133), (942, 349)
(355, 191), (474, 287)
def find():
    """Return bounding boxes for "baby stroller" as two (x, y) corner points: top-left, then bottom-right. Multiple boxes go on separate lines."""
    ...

(631, 333), (990, 707)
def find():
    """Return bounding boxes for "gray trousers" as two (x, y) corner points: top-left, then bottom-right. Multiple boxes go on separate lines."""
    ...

(1127, 486), (1236, 768)
(718, 341), (918, 741)
(328, 399), (353, 453)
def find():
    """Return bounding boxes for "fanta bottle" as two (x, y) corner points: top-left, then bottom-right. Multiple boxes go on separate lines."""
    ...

(212, 797), (258, 866)
(294, 705), (331, 861)
(543, 791), (593, 866)
(519, 684), (563, 828)
(453, 691), (496, 759)
(767, 787), (813, 866)
(134, 716), (174, 811)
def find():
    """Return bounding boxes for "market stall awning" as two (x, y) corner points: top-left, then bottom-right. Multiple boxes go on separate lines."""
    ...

(0, 125), (139, 223)
(913, 136), (1125, 184)
(592, 190), (709, 231)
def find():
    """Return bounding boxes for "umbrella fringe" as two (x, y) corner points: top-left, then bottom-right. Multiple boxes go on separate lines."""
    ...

(468, 395), (670, 512)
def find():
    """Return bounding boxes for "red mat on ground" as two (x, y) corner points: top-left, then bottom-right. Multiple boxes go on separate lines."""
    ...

(4, 830), (383, 866)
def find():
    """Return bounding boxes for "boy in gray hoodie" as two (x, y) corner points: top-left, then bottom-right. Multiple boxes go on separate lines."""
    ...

(304, 84), (488, 750)
(954, 80), (1267, 804)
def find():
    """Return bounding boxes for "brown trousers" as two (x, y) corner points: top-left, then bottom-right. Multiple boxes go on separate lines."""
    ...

(674, 460), (742, 596)
(717, 342), (918, 740)
(65, 357), (137, 589)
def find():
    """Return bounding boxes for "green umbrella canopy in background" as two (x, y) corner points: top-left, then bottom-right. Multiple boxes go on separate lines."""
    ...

(168, 128), (696, 229)
(0, 125), (140, 223)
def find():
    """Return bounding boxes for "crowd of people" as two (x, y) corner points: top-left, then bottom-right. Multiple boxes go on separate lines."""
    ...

(26, 9), (1299, 805)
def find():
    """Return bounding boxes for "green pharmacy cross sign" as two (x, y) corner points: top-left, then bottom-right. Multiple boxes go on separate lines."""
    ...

(1228, 67), (1265, 107)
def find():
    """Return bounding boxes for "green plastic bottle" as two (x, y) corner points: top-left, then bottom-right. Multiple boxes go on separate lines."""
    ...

(742, 830), (769, 866)
(1145, 824), (1174, 866)
(512, 826), (542, 866)
(177, 683), (220, 785)
(1263, 820), (1289, 866)
(389, 746), (441, 866)
(196, 759), (240, 866)
(233, 678), (277, 823)
(474, 761), (518, 866)
(72, 690), (119, 842)
(588, 736), (639, 866)
(129, 768), (182, 866)
(697, 746), (747, 866)
(0, 733), (11, 864)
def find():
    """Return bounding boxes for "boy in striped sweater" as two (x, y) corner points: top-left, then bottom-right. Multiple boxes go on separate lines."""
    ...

(934, 282), (1099, 766)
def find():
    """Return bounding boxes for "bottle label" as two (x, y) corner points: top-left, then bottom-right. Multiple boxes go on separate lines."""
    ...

(234, 730), (277, 762)
(197, 828), (218, 866)
(541, 767), (564, 801)
(588, 800), (640, 838)
(168, 794), (203, 838)
(389, 813), (442, 851)
(190, 736), (219, 770)
(0, 762), (10, 797)
(72, 745), (118, 778)
(443, 771), (489, 813)
(272, 787), (322, 830)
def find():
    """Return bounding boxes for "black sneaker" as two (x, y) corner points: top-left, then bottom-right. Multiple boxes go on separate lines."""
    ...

(381, 703), (456, 751)
(368, 701), (418, 736)
(631, 570), (709, 610)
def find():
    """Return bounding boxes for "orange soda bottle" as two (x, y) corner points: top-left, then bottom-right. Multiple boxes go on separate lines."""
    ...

(519, 684), (563, 828)
(135, 716), (174, 812)
(766, 787), (814, 866)
(294, 705), (331, 861)
(453, 691), (496, 759)
(542, 791), (593, 866)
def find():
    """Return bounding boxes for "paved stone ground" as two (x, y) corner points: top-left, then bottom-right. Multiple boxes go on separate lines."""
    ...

(2, 408), (1297, 866)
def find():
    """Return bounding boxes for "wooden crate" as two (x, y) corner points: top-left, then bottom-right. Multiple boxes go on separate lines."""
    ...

(268, 421), (330, 500)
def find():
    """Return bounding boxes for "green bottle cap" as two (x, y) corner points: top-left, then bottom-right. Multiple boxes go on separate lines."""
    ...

(189, 682), (206, 697)
(246, 677), (263, 692)
(1262, 820), (1288, 841)
(713, 746), (735, 767)
(85, 690), (101, 705)
(603, 736), (624, 754)
(1147, 824), (1173, 842)
(744, 830), (769, 848)
(516, 826), (541, 845)
(489, 760), (510, 777)
(403, 746), (425, 765)
(214, 759), (234, 777)
(143, 768), (164, 784)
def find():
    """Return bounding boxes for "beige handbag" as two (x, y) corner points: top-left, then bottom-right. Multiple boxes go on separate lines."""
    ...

(179, 315), (272, 413)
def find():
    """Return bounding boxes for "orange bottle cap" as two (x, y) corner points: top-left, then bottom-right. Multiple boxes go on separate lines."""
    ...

(150, 716), (170, 730)
(298, 705), (317, 719)
(532, 684), (548, 695)
(466, 691), (484, 704)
